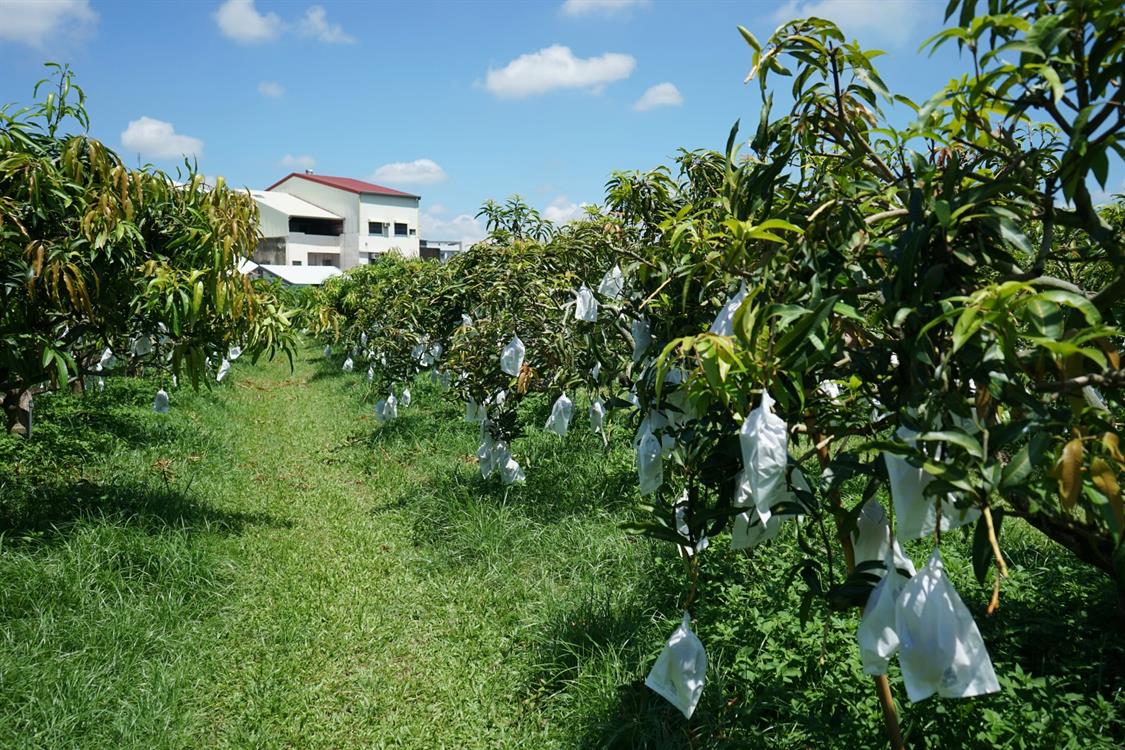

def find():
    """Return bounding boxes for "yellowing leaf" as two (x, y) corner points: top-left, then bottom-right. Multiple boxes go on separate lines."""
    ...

(1056, 438), (1084, 510)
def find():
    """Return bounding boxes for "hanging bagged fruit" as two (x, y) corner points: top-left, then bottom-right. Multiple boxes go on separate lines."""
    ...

(575, 285), (598, 322)
(544, 393), (574, 436)
(674, 491), (709, 556)
(637, 426), (663, 495)
(738, 390), (788, 524)
(130, 336), (153, 357)
(478, 430), (497, 479)
(228, 345), (243, 361)
(323, 345), (332, 357)
(895, 549), (1000, 702)
(383, 390), (398, 420)
(597, 264), (625, 300)
(400, 388), (412, 408)
(590, 397), (606, 436)
(852, 499), (915, 574)
(494, 441), (526, 485)
(216, 358), (231, 382)
(632, 318), (652, 363)
(884, 426), (979, 541)
(342, 357), (354, 372)
(465, 398), (487, 424)
(731, 468), (809, 550)
(856, 538), (914, 676)
(709, 281), (747, 337)
(153, 389), (170, 414)
(645, 613), (707, 719)
(501, 335), (525, 377)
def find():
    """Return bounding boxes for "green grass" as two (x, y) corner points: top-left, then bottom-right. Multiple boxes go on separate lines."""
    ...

(1, 344), (1122, 748)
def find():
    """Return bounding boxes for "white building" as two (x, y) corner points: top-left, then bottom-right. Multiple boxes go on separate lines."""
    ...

(251, 172), (421, 270)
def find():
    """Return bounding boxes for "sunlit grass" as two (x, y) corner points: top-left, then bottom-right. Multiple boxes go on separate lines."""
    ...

(1, 343), (1121, 748)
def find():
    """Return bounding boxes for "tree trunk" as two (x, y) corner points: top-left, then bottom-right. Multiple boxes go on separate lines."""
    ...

(3, 389), (33, 439)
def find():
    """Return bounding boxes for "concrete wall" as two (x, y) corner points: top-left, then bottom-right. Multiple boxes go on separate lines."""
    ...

(256, 202), (291, 238)
(286, 234), (342, 266)
(358, 194), (420, 259)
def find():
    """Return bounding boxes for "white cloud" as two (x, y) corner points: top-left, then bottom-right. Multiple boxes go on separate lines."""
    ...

(213, 0), (354, 45)
(0, 0), (97, 47)
(420, 210), (487, 248)
(634, 82), (682, 111)
(298, 5), (355, 44)
(281, 154), (315, 170)
(772, 0), (936, 46)
(544, 196), (590, 224)
(121, 117), (203, 159)
(561, 0), (649, 16)
(485, 45), (635, 98)
(258, 80), (285, 97)
(370, 158), (448, 185)
(427, 203), (448, 214)
(213, 0), (282, 43)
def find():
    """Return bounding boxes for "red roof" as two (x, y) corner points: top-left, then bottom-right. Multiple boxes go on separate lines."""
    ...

(265, 172), (420, 198)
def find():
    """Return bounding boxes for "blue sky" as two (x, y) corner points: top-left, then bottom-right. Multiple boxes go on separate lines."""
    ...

(1, 0), (1120, 244)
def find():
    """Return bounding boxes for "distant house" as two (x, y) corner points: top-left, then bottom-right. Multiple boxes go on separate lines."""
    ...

(240, 260), (342, 286)
(250, 172), (421, 270)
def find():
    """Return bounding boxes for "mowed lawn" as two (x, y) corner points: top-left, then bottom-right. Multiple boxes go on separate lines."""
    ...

(1, 344), (1123, 749)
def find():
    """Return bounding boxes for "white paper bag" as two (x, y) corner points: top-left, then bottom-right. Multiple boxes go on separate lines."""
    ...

(738, 390), (788, 525)
(674, 492), (709, 556)
(228, 345), (243, 361)
(896, 549), (1000, 702)
(501, 335), (525, 376)
(645, 613), (707, 719)
(153, 389), (169, 414)
(856, 540), (911, 676)
(401, 388), (411, 408)
(632, 318), (652, 363)
(360, 332), (368, 346)
(216, 358), (231, 382)
(590, 397), (606, 435)
(852, 500), (916, 576)
(374, 398), (388, 423)
(545, 393), (574, 436)
(494, 442), (526, 485)
(97, 347), (116, 371)
(465, 398), (486, 424)
(478, 431), (497, 478)
(885, 427), (979, 541)
(637, 427), (663, 495)
(367, 367), (375, 382)
(130, 336), (153, 357)
(342, 357), (354, 372)
(575, 285), (598, 322)
(383, 391), (398, 421)
(709, 281), (747, 337)
(598, 264), (625, 300)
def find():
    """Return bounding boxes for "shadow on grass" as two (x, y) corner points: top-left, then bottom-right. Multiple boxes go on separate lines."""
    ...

(0, 478), (291, 545)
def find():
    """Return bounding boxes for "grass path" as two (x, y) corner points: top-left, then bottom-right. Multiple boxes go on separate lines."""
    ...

(2, 345), (659, 749)
(3, 344), (1124, 749)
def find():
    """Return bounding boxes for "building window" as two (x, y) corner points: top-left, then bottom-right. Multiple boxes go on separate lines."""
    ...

(368, 221), (386, 235)
(394, 222), (408, 237)
(409, 228), (416, 236)
(293, 260), (303, 266)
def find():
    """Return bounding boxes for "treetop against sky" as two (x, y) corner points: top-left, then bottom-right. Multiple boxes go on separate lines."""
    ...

(1, 0), (1121, 246)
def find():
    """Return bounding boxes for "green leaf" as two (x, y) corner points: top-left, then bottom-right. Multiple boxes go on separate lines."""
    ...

(1000, 445), (1032, 489)
(919, 430), (984, 459)
(738, 25), (761, 53)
